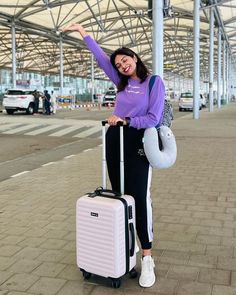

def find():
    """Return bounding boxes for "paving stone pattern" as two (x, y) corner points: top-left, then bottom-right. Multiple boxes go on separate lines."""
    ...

(1, 103), (236, 294)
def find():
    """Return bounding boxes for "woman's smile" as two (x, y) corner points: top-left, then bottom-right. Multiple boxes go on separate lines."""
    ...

(123, 65), (131, 73)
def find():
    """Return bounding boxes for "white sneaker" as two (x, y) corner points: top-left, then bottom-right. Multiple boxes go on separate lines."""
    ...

(139, 256), (156, 288)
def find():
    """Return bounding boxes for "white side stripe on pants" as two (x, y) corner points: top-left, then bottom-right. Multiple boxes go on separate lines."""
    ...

(146, 165), (153, 242)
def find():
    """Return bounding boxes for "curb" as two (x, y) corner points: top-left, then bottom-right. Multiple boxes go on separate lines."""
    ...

(57, 103), (99, 110)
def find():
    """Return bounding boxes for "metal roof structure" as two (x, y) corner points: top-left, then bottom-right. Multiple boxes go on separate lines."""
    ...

(0, 0), (235, 80)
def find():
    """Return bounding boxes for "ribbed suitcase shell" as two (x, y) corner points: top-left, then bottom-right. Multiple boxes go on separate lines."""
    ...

(76, 193), (136, 278)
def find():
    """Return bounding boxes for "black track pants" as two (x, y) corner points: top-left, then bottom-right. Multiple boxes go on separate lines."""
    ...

(106, 126), (153, 250)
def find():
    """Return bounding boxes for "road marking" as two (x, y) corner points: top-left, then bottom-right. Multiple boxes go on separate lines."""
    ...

(3, 124), (38, 134)
(42, 162), (56, 166)
(11, 171), (30, 177)
(49, 125), (82, 137)
(83, 148), (93, 152)
(73, 125), (101, 138)
(0, 123), (22, 131)
(25, 125), (61, 135)
(64, 155), (76, 159)
(0, 121), (102, 138)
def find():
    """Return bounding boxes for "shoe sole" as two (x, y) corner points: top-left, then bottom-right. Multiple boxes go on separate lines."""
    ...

(139, 276), (156, 288)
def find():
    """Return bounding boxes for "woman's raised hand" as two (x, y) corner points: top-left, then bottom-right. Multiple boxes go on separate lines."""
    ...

(62, 23), (87, 38)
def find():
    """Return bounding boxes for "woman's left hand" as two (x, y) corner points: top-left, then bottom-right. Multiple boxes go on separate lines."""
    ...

(107, 115), (126, 126)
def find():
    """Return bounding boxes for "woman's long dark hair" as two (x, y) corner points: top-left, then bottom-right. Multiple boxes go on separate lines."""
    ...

(110, 47), (149, 92)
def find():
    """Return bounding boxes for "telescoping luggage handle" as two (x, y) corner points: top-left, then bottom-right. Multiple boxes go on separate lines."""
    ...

(101, 121), (135, 259)
(101, 120), (125, 195)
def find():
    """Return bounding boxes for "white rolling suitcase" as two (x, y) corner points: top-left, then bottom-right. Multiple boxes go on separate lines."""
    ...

(76, 121), (137, 288)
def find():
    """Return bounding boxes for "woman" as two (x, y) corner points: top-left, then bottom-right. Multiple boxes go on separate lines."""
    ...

(63, 23), (165, 288)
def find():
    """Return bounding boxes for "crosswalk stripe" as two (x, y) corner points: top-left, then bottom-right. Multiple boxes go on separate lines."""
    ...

(73, 125), (101, 138)
(3, 124), (39, 134)
(25, 125), (61, 135)
(49, 125), (82, 137)
(0, 123), (22, 131)
(0, 122), (102, 138)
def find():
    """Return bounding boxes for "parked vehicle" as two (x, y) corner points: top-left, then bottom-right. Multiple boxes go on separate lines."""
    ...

(178, 92), (202, 111)
(102, 87), (116, 107)
(3, 89), (43, 115)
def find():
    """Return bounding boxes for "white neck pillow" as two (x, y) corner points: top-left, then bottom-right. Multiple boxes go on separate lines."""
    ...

(143, 126), (177, 169)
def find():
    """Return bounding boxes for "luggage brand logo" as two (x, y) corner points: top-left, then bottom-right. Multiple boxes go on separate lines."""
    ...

(91, 212), (98, 217)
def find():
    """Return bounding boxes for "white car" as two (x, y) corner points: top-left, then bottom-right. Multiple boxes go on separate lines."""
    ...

(102, 87), (116, 107)
(179, 92), (202, 111)
(3, 89), (43, 115)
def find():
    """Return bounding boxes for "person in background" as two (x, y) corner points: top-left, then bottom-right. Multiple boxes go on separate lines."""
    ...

(33, 90), (40, 115)
(44, 90), (51, 115)
(51, 90), (57, 114)
(63, 23), (165, 288)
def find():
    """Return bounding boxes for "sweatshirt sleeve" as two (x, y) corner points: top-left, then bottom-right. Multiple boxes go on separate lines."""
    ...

(129, 76), (165, 129)
(83, 35), (120, 86)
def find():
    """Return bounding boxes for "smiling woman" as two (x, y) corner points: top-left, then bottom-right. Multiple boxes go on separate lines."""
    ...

(63, 22), (165, 288)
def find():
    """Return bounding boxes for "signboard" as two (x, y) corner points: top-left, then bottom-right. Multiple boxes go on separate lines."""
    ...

(57, 95), (75, 107)
(16, 80), (30, 86)
(164, 64), (176, 69)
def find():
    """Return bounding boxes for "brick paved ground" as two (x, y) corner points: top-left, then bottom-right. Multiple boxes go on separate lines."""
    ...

(0, 103), (236, 295)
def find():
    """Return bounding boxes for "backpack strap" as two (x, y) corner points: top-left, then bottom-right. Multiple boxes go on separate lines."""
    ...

(148, 75), (162, 129)
(148, 75), (157, 95)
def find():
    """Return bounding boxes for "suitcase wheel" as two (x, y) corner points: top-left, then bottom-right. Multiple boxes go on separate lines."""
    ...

(81, 269), (91, 280)
(111, 278), (121, 288)
(129, 268), (138, 279)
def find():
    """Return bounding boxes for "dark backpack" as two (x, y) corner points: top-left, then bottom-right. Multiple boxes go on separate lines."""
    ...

(149, 75), (173, 128)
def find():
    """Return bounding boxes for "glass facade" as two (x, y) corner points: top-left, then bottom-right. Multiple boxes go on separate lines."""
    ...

(0, 69), (114, 102)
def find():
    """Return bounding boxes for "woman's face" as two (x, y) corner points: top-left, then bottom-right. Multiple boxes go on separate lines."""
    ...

(114, 54), (138, 78)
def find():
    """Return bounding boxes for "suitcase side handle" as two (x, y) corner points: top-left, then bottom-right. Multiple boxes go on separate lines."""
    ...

(129, 222), (135, 257)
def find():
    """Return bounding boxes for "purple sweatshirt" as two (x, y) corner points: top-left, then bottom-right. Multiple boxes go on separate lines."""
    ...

(84, 35), (165, 129)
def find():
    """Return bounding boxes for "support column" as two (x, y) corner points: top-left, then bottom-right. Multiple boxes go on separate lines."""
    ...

(11, 21), (16, 88)
(167, 71), (169, 90)
(228, 54), (232, 101)
(208, 7), (214, 112)
(59, 35), (64, 96)
(217, 28), (221, 108)
(173, 73), (176, 92)
(193, 0), (200, 119)
(91, 54), (95, 103)
(178, 75), (181, 93)
(152, 0), (163, 78)
(226, 47), (229, 104)
(222, 40), (226, 104)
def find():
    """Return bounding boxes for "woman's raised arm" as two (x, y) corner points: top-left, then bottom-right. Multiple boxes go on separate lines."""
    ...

(62, 23), (119, 85)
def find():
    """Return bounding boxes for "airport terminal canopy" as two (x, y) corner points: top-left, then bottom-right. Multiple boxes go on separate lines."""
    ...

(0, 0), (235, 80)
